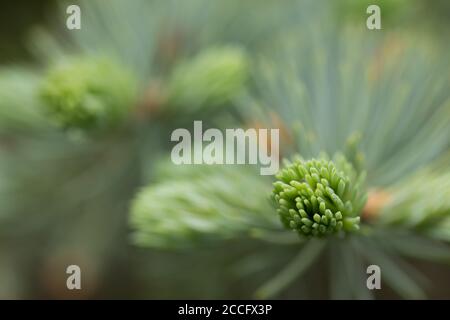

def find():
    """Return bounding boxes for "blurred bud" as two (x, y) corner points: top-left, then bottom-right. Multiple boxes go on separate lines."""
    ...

(273, 154), (367, 237)
(130, 165), (274, 249)
(166, 46), (249, 113)
(379, 166), (450, 241)
(40, 56), (137, 130)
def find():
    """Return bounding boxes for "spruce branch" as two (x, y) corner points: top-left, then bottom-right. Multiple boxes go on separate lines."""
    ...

(3, 0), (447, 299)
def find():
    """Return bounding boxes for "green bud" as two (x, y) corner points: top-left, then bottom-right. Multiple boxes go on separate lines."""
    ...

(130, 165), (273, 249)
(273, 154), (367, 237)
(166, 46), (249, 113)
(40, 55), (137, 130)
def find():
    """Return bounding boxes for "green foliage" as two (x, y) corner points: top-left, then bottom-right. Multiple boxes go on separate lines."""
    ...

(255, 239), (326, 298)
(379, 161), (450, 241)
(165, 47), (249, 114)
(130, 164), (276, 249)
(241, 28), (450, 187)
(39, 56), (137, 130)
(0, 68), (48, 133)
(274, 154), (366, 236)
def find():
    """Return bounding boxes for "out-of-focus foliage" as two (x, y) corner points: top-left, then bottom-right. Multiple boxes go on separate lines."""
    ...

(0, 68), (48, 133)
(165, 47), (249, 115)
(240, 29), (450, 187)
(131, 164), (276, 249)
(40, 56), (137, 130)
(29, 0), (322, 79)
(379, 157), (450, 241)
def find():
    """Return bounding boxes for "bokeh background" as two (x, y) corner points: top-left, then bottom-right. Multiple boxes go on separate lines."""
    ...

(0, 0), (449, 299)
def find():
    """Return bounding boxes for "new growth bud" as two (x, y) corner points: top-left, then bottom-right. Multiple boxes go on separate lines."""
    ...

(273, 155), (367, 237)
(166, 46), (249, 113)
(40, 56), (137, 130)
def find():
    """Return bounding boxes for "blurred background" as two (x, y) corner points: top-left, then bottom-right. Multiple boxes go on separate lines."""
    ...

(0, 0), (449, 299)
